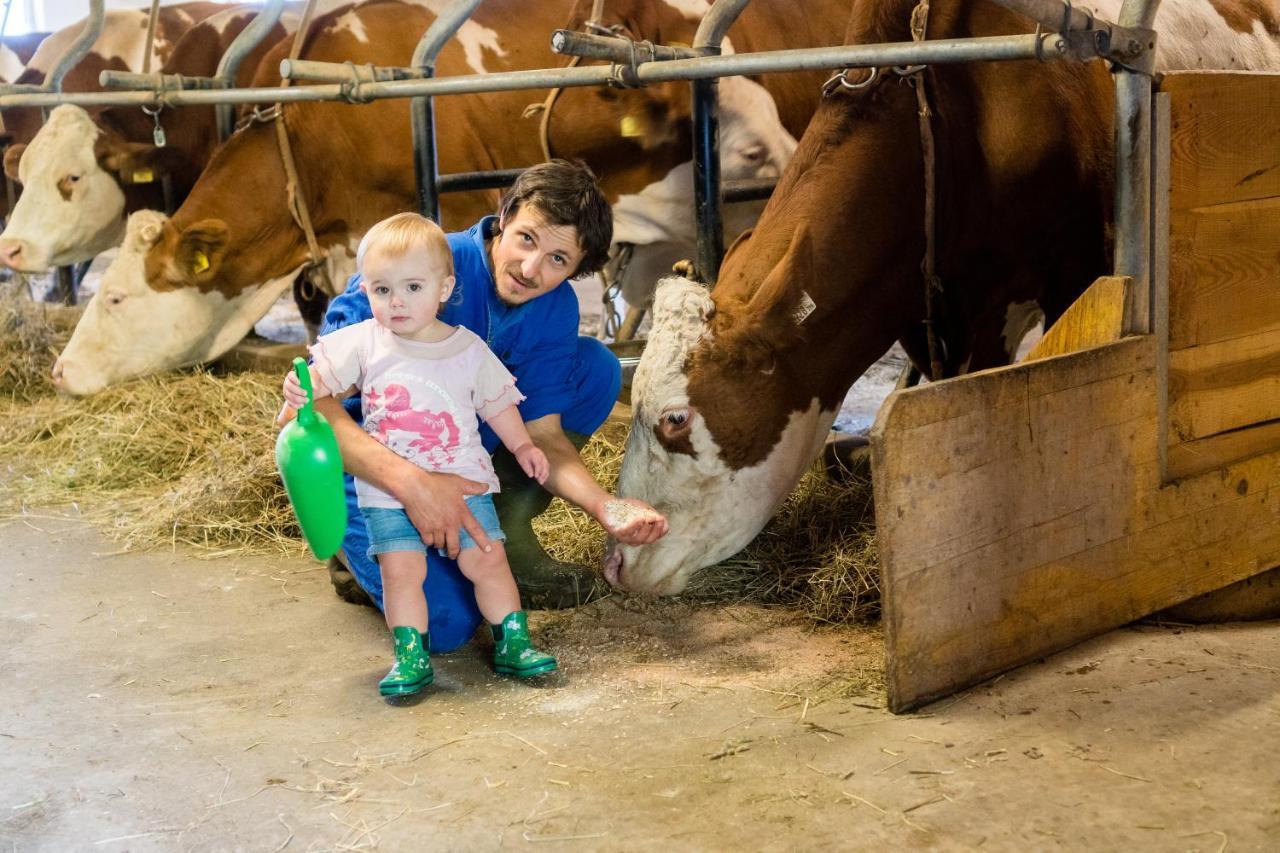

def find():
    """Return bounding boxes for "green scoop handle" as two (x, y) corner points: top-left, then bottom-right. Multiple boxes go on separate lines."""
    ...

(275, 357), (347, 560)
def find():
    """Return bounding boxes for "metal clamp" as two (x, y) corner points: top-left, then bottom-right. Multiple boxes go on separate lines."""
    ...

(821, 66), (879, 98)
(605, 38), (657, 89)
(338, 61), (378, 104)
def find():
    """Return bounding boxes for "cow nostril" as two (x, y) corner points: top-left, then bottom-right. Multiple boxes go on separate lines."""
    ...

(603, 549), (624, 587)
(51, 360), (64, 383)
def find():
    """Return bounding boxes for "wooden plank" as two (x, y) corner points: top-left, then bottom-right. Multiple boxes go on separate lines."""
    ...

(215, 335), (306, 374)
(872, 336), (1280, 712)
(1168, 198), (1280, 350)
(1168, 419), (1280, 480)
(1024, 276), (1127, 362)
(1163, 72), (1280, 211)
(1168, 326), (1280, 441)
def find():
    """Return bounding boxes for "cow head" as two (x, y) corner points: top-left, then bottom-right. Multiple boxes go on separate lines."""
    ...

(50, 209), (303, 396)
(609, 222), (876, 593)
(0, 105), (173, 272)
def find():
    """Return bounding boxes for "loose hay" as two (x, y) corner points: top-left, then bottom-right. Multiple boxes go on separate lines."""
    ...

(2, 293), (880, 622)
(0, 280), (83, 401)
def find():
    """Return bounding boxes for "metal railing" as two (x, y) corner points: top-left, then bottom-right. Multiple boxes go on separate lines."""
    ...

(0, 0), (1162, 335)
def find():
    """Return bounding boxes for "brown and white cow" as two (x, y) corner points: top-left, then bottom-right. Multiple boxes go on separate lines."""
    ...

(50, 0), (849, 395)
(608, 0), (1280, 594)
(0, 5), (294, 271)
(0, 3), (230, 147)
(0, 32), (49, 84)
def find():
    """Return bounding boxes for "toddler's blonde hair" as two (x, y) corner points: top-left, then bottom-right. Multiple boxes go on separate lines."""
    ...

(356, 212), (453, 276)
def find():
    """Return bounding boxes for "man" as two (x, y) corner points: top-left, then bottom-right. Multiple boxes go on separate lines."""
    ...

(309, 160), (668, 651)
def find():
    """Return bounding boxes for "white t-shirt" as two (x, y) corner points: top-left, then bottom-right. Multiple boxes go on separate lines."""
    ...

(309, 320), (524, 509)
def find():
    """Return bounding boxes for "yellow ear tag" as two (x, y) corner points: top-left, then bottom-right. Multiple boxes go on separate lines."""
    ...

(192, 250), (210, 275)
(620, 115), (643, 138)
(130, 168), (155, 184)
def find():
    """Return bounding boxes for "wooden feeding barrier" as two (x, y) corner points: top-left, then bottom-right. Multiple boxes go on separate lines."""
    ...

(872, 70), (1280, 713)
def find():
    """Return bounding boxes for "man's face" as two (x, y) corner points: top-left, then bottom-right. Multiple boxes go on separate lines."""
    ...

(489, 206), (586, 306)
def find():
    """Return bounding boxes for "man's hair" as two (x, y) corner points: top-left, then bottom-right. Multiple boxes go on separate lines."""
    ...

(356, 212), (454, 276)
(497, 159), (612, 278)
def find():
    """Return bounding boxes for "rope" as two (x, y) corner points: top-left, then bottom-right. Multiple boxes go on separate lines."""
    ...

(141, 0), (161, 74)
(909, 0), (947, 382)
(524, 0), (608, 162)
(272, 0), (335, 296)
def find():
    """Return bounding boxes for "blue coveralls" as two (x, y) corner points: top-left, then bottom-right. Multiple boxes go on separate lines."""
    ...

(320, 216), (621, 651)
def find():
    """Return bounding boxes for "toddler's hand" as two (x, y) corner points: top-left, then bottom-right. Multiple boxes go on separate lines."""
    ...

(513, 443), (549, 484)
(282, 370), (309, 409)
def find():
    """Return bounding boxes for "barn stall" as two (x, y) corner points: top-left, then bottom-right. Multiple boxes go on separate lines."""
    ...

(2, 0), (1279, 849)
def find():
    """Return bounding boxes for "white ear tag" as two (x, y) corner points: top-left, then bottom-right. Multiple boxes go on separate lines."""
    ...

(793, 291), (816, 324)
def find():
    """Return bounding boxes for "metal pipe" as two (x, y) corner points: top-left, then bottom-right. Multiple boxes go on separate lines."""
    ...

(722, 177), (775, 203)
(693, 0), (754, 50)
(100, 71), (226, 90)
(690, 0), (755, 284)
(215, 0), (287, 139)
(47, 0), (105, 93)
(551, 30), (698, 63)
(1113, 0), (1161, 334)
(989, 0), (1103, 33)
(410, 0), (484, 222)
(0, 34), (1066, 109)
(438, 167), (524, 193)
(282, 58), (423, 84)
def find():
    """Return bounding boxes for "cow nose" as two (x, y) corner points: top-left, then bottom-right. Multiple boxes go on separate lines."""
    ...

(51, 358), (65, 388)
(0, 238), (23, 269)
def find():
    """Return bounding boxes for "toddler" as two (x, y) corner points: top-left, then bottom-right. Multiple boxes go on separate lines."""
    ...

(282, 212), (558, 697)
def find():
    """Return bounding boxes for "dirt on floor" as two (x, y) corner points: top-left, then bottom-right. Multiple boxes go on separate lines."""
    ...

(2, 514), (1278, 852)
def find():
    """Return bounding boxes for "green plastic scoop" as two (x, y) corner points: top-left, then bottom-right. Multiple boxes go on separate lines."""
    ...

(276, 357), (347, 560)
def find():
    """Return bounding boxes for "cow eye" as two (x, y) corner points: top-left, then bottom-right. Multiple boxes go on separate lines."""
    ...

(663, 410), (688, 427)
(740, 145), (766, 165)
(66, 174), (81, 183)
(105, 291), (126, 306)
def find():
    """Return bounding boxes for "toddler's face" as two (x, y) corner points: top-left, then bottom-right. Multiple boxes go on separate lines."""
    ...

(361, 246), (454, 338)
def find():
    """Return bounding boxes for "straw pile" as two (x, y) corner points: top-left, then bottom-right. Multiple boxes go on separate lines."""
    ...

(2, 282), (880, 622)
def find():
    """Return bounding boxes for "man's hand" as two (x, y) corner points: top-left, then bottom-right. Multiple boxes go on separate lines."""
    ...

(512, 442), (549, 484)
(398, 467), (492, 559)
(597, 497), (668, 546)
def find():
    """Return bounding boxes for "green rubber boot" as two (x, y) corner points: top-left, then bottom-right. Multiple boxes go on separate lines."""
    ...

(378, 626), (433, 697)
(490, 433), (607, 610)
(491, 611), (558, 678)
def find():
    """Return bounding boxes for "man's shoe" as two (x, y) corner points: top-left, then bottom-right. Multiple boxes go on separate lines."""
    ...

(491, 437), (607, 610)
(378, 626), (434, 697)
(329, 553), (375, 608)
(491, 611), (557, 678)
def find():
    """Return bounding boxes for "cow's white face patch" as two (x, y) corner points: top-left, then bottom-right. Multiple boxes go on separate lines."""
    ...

(0, 106), (127, 271)
(610, 276), (836, 594)
(0, 43), (23, 82)
(52, 211), (296, 396)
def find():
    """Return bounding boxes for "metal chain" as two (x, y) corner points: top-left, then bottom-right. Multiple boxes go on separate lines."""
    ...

(600, 242), (633, 339)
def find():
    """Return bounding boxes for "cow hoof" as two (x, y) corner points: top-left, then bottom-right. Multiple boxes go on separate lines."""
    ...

(329, 556), (375, 608)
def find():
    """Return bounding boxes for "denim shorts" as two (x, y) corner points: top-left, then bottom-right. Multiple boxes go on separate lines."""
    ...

(363, 493), (506, 560)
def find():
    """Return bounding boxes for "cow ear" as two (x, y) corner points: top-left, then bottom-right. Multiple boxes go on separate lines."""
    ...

(174, 219), (229, 283)
(4, 143), (26, 183)
(95, 135), (170, 183)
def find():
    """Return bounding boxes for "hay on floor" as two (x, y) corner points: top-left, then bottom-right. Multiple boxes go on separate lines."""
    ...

(2, 288), (879, 622)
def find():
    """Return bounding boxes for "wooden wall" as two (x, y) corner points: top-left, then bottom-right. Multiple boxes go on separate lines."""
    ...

(872, 72), (1280, 713)
(1163, 73), (1280, 479)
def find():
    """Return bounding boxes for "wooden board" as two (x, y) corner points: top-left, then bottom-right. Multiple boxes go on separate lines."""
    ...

(1162, 72), (1280, 211)
(873, 336), (1280, 712)
(1163, 73), (1280, 478)
(1168, 198), (1280, 350)
(1024, 276), (1127, 362)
